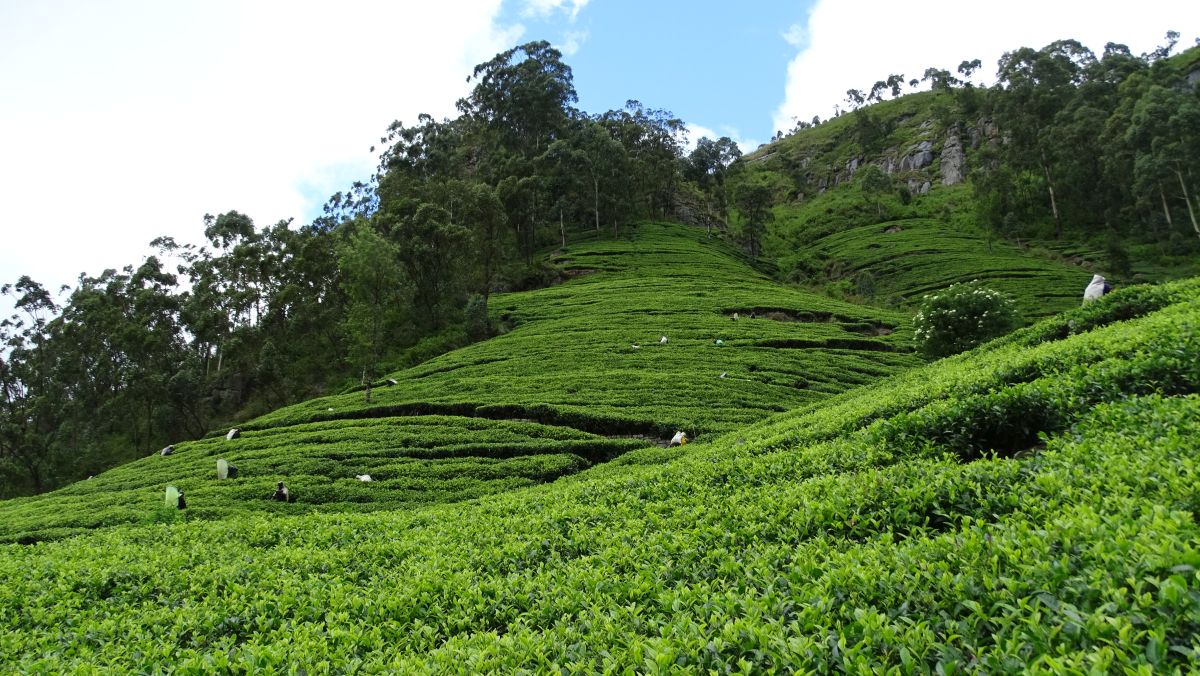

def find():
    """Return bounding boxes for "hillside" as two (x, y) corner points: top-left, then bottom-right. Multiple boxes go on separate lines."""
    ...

(6, 39), (1197, 499)
(790, 216), (1088, 318)
(0, 224), (921, 543)
(2, 255), (1197, 670)
(732, 44), (1200, 307)
(734, 96), (1106, 316)
(3, 37), (1200, 671)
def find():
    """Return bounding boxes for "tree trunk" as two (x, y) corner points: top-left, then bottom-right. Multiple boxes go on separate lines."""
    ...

(1175, 168), (1199, 239)
(559, 207), (566, 248)
(1039, 151), (1061, 238)
(593, 176), (600, 232)
(1160, 184), (1174, 227)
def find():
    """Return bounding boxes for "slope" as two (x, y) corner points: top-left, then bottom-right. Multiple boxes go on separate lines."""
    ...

(2, 277), (1197, 672)
(0, 222), (920, 543)
(797, 216), (1088, 318)
(733, 78), (1200, 312)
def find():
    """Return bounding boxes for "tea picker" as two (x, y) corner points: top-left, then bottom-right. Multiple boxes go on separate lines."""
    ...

(1083, 274), (1112, 303)
(273, 481), (292, 502)
(668, 431), (689, 447)
(165, 485), (186, 509)
(216, 458), (239, 480)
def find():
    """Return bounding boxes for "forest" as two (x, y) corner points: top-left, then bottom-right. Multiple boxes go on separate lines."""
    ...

(2, 34), (1198, 497)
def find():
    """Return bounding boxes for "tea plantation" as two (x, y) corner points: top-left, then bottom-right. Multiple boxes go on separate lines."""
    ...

(791, 215), (1087, 319)
(0, 223), (921, 543)
(3, 225), (1198, 671)
(249, 223), (920, 434)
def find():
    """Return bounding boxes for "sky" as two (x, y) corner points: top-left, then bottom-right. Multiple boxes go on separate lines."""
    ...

(1, 0), (1198, 311)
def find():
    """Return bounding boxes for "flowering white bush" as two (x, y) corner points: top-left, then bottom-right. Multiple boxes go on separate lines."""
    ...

(913, 281), (1018, 357)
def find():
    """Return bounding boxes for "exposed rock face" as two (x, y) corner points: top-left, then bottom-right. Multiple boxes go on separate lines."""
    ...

(905, 178), (931, 195)
(1188, 69), (1200, 89)
(899, 141), (934, 171)
(970, 118), (1001, 149)
(941, 135), (965, 185)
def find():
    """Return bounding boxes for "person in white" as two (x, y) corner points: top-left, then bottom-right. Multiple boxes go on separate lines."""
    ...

(1083, 274), (1111, 303)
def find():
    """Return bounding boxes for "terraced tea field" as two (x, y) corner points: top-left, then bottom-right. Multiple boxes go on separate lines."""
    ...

(2, 277), (1197, 672)
(0, 416), (644, 543)
(255, 223), (919, 434)
(803, 218), (1089, 318)
(0, 223), (923, 542)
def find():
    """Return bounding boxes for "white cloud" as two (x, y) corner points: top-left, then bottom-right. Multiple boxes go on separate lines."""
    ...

(0, 0), (518, 300)
(522, 0), (589, 21)
(558, 29), (590, 57)
(683, 123), (760, 156)
(782, 23), (807, 49)
(774, 0), (1200, 133)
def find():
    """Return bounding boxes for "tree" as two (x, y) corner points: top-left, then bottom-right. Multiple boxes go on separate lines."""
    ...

(0, 278), (61, 493)
(1127, 85), (1200, 239)
(338, 225), (405, 403)
(957, 59), (982, 80)
(685, 136), (742, 231)
(858, 165), (892, 219)
(993, 40), (1097, 237)
(733, 179), (775, 260)
(600, 101), (686, 220)
(457, 40), (578, 161)
(544, 119), (629, 237)
(383, 199), (469, 329)
(885, 74), (905, 98)
(921, 67), (959, 91)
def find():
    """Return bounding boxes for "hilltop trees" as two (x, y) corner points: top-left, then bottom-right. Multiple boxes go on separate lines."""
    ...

(967, 33), (1200, 247)
(685, 135), (742, 233)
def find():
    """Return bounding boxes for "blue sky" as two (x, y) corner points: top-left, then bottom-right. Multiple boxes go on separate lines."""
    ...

(496, 0), (815, 148)
(1, 0), (1197, 310)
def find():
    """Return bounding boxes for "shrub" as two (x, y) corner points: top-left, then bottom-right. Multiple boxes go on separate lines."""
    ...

(914, 281), (1017, 357)
(464, 294), (490, 341)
